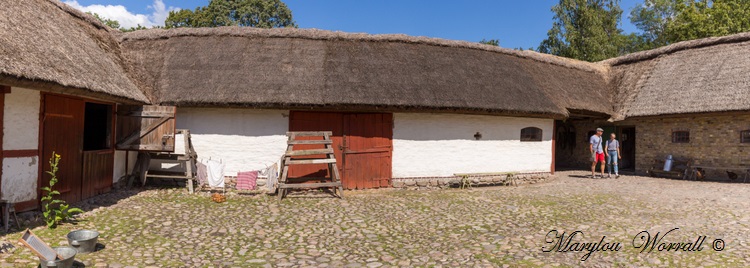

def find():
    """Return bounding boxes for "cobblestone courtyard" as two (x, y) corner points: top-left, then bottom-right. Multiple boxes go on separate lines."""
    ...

(1, 171), (749, 267)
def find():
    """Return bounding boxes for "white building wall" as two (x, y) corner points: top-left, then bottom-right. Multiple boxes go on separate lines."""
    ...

(113, 150), (137, 183)
(392, 113), (553, 178)
(2, 87), (41, 203)
(175, 108), (289, 177)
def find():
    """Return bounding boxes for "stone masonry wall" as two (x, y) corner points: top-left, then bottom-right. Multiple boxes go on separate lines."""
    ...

(391, 172), (552, 189)
(557, 114), (750, 178)
(555, 120), (605, 169)
(626, 114), (750, 176)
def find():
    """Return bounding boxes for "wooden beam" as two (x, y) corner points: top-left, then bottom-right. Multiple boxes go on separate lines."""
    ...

(286, 158), (337, 165)
(279, 182), (342, 189)
(3, 150), (38, 158)
(285, 148), (334, 156)
(287, 131), (333, 137)
(287, 140), (332, 145)
(116, 116), (171, 147)
(0, 85), (10, 94)
(116, 111), (174, 117)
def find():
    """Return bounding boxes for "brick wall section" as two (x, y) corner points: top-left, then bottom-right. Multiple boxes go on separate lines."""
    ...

(557, 114), (750, 177)
(628, 114), (750, 175)
(555, 120), (603, 169)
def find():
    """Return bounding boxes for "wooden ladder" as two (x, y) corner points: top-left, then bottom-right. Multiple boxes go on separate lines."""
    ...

(278, 131), (344, 201)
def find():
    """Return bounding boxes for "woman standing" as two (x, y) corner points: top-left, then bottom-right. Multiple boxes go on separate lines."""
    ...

(604, 133), (622, 178)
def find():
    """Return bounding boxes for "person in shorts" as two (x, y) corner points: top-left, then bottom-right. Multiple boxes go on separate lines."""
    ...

(605, 132), (621, 178)
(589, 128), (605, 178)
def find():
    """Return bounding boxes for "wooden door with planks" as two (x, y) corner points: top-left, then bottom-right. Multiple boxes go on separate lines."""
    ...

(288, 111), (393, 189)
(342, 113), (392, 189)
(41, 95), (85, 203)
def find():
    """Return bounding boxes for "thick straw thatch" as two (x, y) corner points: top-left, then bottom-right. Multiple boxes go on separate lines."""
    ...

(606, 32), (750, 119)
(0, 0), (148, 103)
(120, 27), (611, 118)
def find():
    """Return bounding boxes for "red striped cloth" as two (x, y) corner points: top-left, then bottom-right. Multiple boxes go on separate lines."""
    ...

(236, 171), (258, 190)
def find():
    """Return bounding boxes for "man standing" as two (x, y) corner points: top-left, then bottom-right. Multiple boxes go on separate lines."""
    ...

(589, 128), (605, 178)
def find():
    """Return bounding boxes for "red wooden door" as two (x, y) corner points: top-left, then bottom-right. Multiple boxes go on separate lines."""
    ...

(42, 95), (85, 203)
(343, 114), (393, 189)
(288, 112), (393, 189)
(287, 112), (344, 181)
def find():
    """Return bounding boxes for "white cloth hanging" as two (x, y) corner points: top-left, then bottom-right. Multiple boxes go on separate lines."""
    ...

(263, 163), (279, 191)
(207, 159), (225, 188)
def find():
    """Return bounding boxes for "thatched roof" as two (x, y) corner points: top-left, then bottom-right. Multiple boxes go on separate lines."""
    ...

(604, 32), (750, 119)
(16, 1), (750, 120)
(0, 0), (148, 103)
(120, 27), (612, 118)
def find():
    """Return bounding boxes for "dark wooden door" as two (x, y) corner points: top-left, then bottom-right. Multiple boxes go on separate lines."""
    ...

(42, 95), (85, 203)
(288, 112), (393, 189)
(620, 127), (636, 169)
(287, 112), (345, 181)
(81, 151), (114, 200)
(343, 114), (392, 189)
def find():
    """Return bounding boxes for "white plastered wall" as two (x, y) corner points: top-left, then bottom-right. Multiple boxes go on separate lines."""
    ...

(2, 87), (40, 203)
(175, 108), (288, 177)
(392, 113), (553, 177)
(113, 151), (137, 183)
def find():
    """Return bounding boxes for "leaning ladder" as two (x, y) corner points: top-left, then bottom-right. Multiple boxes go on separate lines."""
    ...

(278, 131), (344, 201)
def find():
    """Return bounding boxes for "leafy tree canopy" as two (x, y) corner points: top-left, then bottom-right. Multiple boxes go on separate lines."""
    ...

(479, 39), (500, 46)
(165, 0), (297, 28)
(87, 12), (148, 32)
(631, 0), (750, 50)
(538, 0), (626, 62)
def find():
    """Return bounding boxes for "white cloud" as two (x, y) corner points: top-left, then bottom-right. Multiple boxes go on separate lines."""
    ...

(64, 0), (180, 29)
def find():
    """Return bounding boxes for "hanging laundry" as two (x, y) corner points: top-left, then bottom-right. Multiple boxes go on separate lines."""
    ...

(236, 170), (258, 190)
(264, 163), (279, 191)
(207, 159), (225, 188)
(196, 162), (208, 186)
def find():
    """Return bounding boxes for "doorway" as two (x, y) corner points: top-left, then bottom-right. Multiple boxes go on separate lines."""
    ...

(41, 94), (115, 204)
(288, 111), (393, 189)
(619, 127), (636, 170)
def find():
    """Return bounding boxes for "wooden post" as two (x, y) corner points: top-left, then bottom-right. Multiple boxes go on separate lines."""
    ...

(551, 120), (556, 175)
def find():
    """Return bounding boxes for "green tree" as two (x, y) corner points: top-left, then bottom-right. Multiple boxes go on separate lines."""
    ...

(629, 0), (679, 49)
(479, 39), (500, 46)
(538, 0), (627, 62)
(87, 12), (120, 29)
(630, 0), (750, 49)
(666, 0), (750, 42)
(164, 0), (297, 29)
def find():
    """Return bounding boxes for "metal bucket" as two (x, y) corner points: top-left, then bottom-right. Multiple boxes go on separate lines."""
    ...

(38, 246), (77, 268)
(66, 230), (99, 254)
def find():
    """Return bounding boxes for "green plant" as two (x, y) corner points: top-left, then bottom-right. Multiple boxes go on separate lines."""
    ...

(41, 152), (84, 228)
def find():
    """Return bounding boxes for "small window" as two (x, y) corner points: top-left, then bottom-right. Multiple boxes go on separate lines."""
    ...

(742, 130), (750, 143)
(672, 131), (690, 143)
(521, 127), (543, 142)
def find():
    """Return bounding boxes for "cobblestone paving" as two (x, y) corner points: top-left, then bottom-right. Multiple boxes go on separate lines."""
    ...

(1, 171), (749, 267)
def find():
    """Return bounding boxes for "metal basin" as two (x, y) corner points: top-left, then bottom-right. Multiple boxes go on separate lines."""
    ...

(66, 229), (99, 254)
(38, 246), (77, 268)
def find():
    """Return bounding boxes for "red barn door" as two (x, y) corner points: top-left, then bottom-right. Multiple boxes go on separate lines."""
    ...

(288, 112), (393, 189)
(343, 113), (392, 189)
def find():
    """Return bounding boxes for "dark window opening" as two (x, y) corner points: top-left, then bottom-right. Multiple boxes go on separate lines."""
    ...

(83, 103), (113, 151)
(742, 130), (750, 143)
(672, 131), (690, 143)
(521, 127), (543, 142)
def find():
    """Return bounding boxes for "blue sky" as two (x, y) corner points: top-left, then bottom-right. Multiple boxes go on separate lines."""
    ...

(65, 0), (643, 50)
